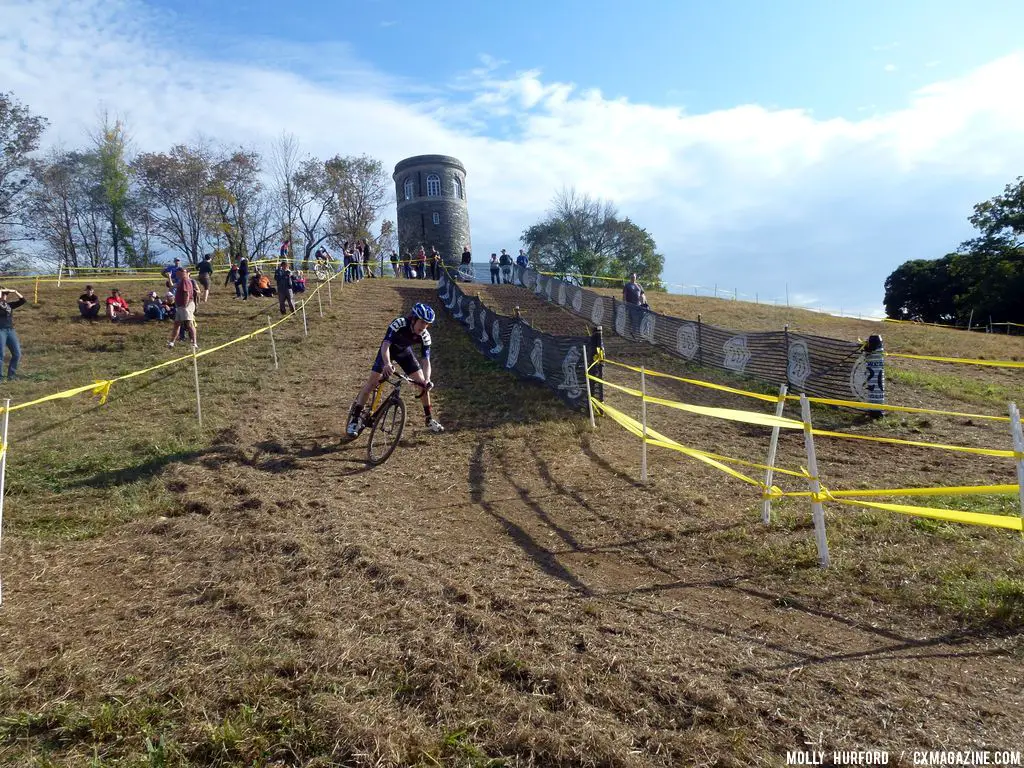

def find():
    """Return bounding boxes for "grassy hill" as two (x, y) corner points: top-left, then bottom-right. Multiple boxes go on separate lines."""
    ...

(0, 276), (1021, 766)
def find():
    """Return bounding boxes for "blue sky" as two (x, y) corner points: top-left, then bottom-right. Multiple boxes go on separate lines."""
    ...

(4, 0), (1024, 316)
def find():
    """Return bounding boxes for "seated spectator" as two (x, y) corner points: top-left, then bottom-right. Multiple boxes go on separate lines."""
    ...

(162, 257), (182, 289)
(248, 269), (275, 297)
(162, 290), (176, 314)
(105, 288), (131, 321)
(142, 291), (166, 321)
(78, 284), (101, 319)
(291, 270), (306, 293)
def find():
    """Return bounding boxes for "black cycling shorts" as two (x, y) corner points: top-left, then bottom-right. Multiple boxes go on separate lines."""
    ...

(372, 347), (420, 375)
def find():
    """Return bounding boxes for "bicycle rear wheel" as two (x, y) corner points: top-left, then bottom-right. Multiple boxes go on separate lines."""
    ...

(367, 398), (406, 465)
(313, 263), (328, 281)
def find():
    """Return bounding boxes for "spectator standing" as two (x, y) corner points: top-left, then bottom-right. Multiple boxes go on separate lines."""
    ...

(362, 239), (375, 278)
(489, 253), (500, 284)
(0, 288), (26, 381)
(622, 272), (648, 331)
(78, 285), (101, 320)
(516, 249), (529, 269)
(461, 245), (472, 267)
(225, 260), (239, 295)
(105, 289), (131, 321)
(499, 249), (513, 284)
(430, 246), (441, 280)
(275, 261), (295, 315)
(390, 250), (400, 277)
(197, 253), (214, 302)
(162, 257), (182, 288)
(167, 267), (198, 349)
(416, 245), (427, 280)
(236, 254), (250, 300)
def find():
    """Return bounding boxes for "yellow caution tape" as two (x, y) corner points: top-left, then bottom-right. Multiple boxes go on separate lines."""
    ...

(603, 355), (1009, 422)
(887, 352), (1024, 368)
(782, 483), (1018, 499)
(833, 497), (1023, 532)
(591, 374), (809, 430)
(810, 428), (1017, 458)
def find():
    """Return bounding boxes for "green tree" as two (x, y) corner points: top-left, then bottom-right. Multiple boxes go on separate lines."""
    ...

(884, 177), (1024, 324)
(327, 154), (392, 244)
(92, 114), (135, 268)
(0, 92), (48, 257)
(521, 187), (664, 288)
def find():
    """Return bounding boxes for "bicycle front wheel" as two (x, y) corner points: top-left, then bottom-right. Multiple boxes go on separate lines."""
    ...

(314, 264), (328, 281)
(367, 398), (406, 465)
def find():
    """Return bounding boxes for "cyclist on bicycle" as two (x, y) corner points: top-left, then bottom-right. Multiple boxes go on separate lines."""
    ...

(346, 302), (445, 437)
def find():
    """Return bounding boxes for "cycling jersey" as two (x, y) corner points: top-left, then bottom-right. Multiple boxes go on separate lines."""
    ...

(372, 315), (431, 374)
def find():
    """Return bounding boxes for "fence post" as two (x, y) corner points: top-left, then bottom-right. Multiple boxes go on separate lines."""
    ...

(590, 326), (604, 404)
(191, 349), (203, 427)
(33, 278), (39, 305)
(1009, 402), (1024, 534)
(696, 314), (704, 367)
(56, 261), (63, 288)
(800, 394), (830, 567)
(582, 344), (595, 429)
(783, 324), (790, 387)
(316, 288), (323, 318)
(640, 365), (648, 483)
(0, 398), (9, 605)
(267, 316), (279, 370)
(301, 300), (308, 337)
(327, 275), (333, 305)
(761, 383), (789, 524)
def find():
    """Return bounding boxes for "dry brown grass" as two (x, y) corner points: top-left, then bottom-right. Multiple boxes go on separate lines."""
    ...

(0, 276), (1021, 767)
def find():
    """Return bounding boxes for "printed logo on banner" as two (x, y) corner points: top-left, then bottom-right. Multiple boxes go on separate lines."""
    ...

(572, 288), (583, 313)
(545, 278), (554, 301)
(676, 323), (698, 360)
(723, 335), (751, 373)
(466, 300), (475, 331)
(639, 311), (655, 343)
(614, 303), (626, 336)
(849, 355), (869, 401)
(479, 308), (489, 343)
(534, 276), (545, 296)
(591, 296), (604, 326)
(452, 298), (464, 320)
(490, 320), (503, 355)
(506, 324), (523, 369)
(557, 283), (566, 306)
(559, 346), (582, 399)
(787, 340), (812, 389)
(849, 352), (884, 403)
(530, 339), (546, 380)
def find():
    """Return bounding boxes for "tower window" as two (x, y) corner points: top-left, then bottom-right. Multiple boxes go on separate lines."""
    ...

(453, 176), (463, 200)
(403, 178), (414, 200)
(432, 212), (440, 225)
(426, 173), (441, 197)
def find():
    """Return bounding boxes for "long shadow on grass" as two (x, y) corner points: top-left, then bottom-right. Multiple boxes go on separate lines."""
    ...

(469, 438), (593, 596)
(196, 434), (375, 476)
(67, 448), (207, 489)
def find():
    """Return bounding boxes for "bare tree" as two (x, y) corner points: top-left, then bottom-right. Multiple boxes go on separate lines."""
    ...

(327, 154), (392, 243)
(270, 132), (302, 254)
(133, 142), (215, 266)
(205, 148), (279, 265)
(293, 157), (340, 268)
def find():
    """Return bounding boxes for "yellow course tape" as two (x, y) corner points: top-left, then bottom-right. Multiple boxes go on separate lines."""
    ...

(887, 352), (1024, 368)
(833, 498), (1023, 532)
(602, 356), (1009, 422)
(782, 484), (1018, 499)
(810, 429), (1017, 459)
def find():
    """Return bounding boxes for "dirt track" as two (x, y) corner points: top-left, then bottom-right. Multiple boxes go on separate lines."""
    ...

(1, 278), (1021, 766)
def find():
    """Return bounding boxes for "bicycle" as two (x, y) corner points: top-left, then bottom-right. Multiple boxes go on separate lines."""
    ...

(313, 258), (331, 281)
(344, 371), (427, 465)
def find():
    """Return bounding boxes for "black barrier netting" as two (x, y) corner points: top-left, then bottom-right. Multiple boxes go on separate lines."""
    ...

(515, 266), (870, 401)
(439, 271), (597, 412)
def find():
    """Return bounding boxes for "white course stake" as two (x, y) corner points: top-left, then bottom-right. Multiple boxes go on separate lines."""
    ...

(0, 399), (10, 605)
(301, 300), (308, 336)
(327, 276), (333, 305)
(640, 365), (648, 483)
(56, 261), (63, 288)
(316, 288), (323, 318)
(267, 316), (279, 370)
(192, 349), (203, 427)
(1009, 402), (1024, 532)
(762, 383), (788, 524)
(800, 394), (830, 568)
(582, 344), (595, 429)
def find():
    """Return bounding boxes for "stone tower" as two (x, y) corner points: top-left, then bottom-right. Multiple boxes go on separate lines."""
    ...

(393, 154), (470, 266)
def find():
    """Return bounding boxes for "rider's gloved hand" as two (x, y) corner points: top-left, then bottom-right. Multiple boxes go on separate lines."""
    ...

(424, 380), (434, 391)
(381, 362), (394, 378)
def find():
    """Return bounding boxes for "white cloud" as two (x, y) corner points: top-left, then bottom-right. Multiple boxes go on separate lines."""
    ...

(884, 63), (898, 72)
(3, 0), (1024, 315)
